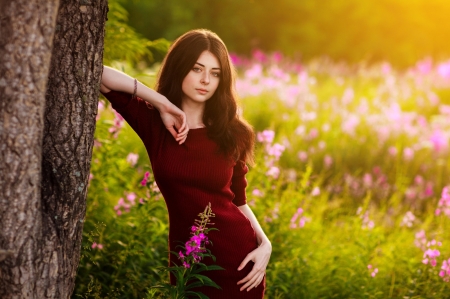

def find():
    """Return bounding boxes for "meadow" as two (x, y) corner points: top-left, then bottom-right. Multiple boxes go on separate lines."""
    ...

(74, 52), (450, 298)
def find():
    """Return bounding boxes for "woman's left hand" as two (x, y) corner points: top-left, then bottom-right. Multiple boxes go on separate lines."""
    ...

(237, 242), (272, 292)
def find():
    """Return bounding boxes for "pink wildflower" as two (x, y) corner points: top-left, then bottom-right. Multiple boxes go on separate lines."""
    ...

(429, 129), (448, 153)
(363, 173), (373, 188)
(401, 211), (415, 227)
(252, 49), (266, 63)
(318, 141), (326, 149)
(367, 264), (378, 277)
(414, 230), (427, 251)
(229, 53), (242, 66)
(295, 125), (305, 136)
(388, 146), (397, 156)
(414, 175), (424, 185)
(141, 171), (150, 186)
(424, 182), (434, 197)
(257, 130), (275, 144)
(436, 186), (450, 217)
(266, 166), (280, 179)
(126, 153), (139, 166)
(114, 196), (134, 215)
(267, 143), (285, 159)
(151, 181), (160, 193)
(403, 147), (414, 160)
(361, 211), (374, 230)
(311, 187), (320, 197)
(298, 151), (308, 162)
(109, 110), (125, 138)
(252, 189), (264, 197)
(290, 208), (310, 228)
(308, 128), (319, 139)
(324, 155), (333, 168)
(126, 192), (137, 205)
(439, 258), (450, 282)
(422, 240), (442, 267)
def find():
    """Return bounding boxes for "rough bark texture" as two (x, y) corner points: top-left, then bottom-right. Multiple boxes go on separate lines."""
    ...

(40, 0), (108, 298)
(0, 1), (60, 298)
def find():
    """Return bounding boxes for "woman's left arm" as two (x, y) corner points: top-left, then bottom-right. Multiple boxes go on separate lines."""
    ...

(236, 204), (272, 292)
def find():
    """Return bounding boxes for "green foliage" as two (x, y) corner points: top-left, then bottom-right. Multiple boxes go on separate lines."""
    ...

(148, 203), (225, 299)
(121, 0), (450, 67)
(74, 105), (169, 299)
(75, 58), (450, 297)
(104, 0), (171, 66)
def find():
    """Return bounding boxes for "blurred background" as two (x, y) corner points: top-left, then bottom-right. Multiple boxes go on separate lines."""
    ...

(75, 1), (450, 298)
(107, 0), (450, 68)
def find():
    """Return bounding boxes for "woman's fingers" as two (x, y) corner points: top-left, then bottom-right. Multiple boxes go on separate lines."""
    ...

(176, 129), (188, 140)
(238, 267), (257, 284)
(167, 126), (178, 140)
(178, 113), (187, 132)
(239, 270), (259, 291)
(246, 273), (264, 291)
(178, 135), (187, 145)
(237, 252), (253, 272)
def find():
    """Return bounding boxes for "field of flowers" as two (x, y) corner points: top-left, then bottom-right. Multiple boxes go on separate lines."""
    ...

(74, 52), (450, 298)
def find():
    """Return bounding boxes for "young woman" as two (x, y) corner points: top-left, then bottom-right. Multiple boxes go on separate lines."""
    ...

(100, 29), (272, 298)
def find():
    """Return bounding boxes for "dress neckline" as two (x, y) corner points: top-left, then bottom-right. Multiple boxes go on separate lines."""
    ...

(186, 126), (207, 140)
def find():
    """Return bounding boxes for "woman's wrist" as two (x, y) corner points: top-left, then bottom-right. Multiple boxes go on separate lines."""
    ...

(258, 238), (271, 247)
(135, 81), (171, 112)
(101, 66), (170, 111)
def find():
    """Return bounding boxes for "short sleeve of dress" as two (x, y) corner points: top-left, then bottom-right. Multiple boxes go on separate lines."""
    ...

(101, 90), (156, 141)
(230, 159), (249, 206)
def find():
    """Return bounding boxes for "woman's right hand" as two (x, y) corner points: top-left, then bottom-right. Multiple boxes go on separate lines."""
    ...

(100, 66), (189, 143)
(159, 103), (189, 144)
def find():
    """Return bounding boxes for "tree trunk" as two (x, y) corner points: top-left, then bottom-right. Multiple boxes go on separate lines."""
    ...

(40, 0), (108, 298)
(0, 0), (108, 298)
(0, 1), (60, 298)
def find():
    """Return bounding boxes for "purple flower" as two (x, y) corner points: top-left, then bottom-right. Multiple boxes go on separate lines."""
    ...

(439, 258), (450, 282)
(266, 166), (280, 179)
(257, 130), (275, 144)
(252, 189), (264, 197)
(126, 153), (139, 166)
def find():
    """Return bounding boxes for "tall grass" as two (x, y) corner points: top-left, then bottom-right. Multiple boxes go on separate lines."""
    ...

(74, 56), (450, 298)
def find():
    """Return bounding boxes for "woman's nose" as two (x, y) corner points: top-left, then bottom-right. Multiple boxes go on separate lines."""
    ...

(201, 73), (210, 84)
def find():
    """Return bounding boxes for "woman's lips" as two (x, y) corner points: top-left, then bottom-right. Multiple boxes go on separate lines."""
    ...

(196, 88), (208, 95)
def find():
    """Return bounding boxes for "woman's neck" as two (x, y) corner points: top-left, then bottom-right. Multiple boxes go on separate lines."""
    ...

(181, 98), (205, 129)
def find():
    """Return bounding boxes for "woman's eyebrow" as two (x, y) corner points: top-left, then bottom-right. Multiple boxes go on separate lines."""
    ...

(195, 62), (221, 70)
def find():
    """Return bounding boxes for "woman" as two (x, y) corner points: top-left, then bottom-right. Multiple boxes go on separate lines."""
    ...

(100, 29), (271, 298)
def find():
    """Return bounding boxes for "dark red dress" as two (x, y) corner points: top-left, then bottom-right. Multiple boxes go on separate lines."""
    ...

(102, 90), (266, 298)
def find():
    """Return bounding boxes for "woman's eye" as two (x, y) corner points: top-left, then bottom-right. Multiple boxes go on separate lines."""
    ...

(193, 67), (201, 72)
(212, 72), (220, 77)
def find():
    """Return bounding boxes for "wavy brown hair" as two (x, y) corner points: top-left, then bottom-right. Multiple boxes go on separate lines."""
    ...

(155, 29), (255, 165)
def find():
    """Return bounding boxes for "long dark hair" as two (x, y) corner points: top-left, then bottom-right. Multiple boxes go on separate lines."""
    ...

(155, 29), (255, 165)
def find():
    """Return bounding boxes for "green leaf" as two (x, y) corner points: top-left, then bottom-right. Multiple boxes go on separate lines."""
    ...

(185, 291), (209, 299)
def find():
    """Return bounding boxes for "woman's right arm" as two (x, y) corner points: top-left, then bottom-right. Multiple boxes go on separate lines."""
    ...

(100, 66), (189, 144)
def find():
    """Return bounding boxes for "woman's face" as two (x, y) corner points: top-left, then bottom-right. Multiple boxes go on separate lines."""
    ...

(181, 50), (221, 106)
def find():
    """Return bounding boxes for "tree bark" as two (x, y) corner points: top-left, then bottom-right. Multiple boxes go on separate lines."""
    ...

(0, 1), (60, 298)
(0, 0), (108, 298)
(40, 0), (108, 298)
